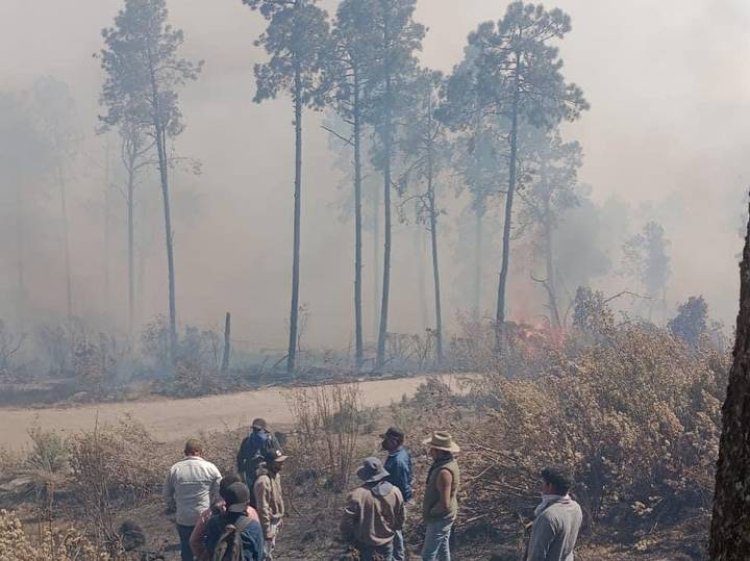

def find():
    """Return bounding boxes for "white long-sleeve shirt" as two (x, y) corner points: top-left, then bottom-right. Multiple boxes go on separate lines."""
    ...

(163, 456), (222, 526)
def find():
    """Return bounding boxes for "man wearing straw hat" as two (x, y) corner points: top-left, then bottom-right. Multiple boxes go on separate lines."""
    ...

(341, 457), (405, 561)
(421, 432), (461, 561)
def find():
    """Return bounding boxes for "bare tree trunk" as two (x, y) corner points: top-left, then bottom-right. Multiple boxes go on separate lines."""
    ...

(473, 209), (483, 322)
(353, 73), (364, 370)
(127, 162), (136, 338)
(16, 185), (26, 327)
(496, 58), (520, 353)
(57, 164), (73, 322)
(221, 312), (231, 373)
(428, 167), (443, 365)
(413, 201), (428, 331)
(287, 68), (303, 375)
(155, 126), (177, 365)
(544, 211), (562, 329)
(710, 202), (750, 560)
(104, 138), (111, 308)
(373, 177), (380, 340)
(376, 17), (393, 372)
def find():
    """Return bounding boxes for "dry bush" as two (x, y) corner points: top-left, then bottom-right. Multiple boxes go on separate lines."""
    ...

(286, 383), (362, 492)
(0, 509), (115, 561)
(68, 417), (166, 505)
(456, 323), (728, 539)
(23, 426), (69, 525)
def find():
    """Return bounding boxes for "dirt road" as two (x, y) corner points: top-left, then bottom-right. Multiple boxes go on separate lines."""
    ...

(0, 374), (469, 450)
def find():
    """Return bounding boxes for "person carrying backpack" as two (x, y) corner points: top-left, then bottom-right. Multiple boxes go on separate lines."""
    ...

(205, 482), (264, 561)
(237, 419), (279, 503)
(341, 457), (405, 561)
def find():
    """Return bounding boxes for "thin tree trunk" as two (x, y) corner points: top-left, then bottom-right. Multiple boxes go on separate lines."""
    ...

(709, 201), (750, 560)
(16, 185), (25, 326)
(104, 138), (111, 308)
(353, 73), (364, 370)
(154, 127), (177, 365)
(428, 159), (443, 365)
(57, 164), (73, 322)
(373, 175), (380, 340)
(544, 209), (561, 329)
(473, 209), (483, 322)
(148, 49), (178, 367)
(221, 312), (231, 373)
(496, 57), (521, 353)
(287, 68), (303, 375)
(376, 15), (393, 371)
(413, 200), (428, 331)
(127, 160), (136, 338)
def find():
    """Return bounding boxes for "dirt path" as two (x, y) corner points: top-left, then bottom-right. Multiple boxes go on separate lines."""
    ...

(0, 374), (469, 450)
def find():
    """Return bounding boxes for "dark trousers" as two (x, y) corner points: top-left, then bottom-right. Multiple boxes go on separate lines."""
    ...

(177, 524), (195, 561)
(358, 540), (394, 561)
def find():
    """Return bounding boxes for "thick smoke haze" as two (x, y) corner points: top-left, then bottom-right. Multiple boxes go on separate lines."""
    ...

(1, 0), (748, 350)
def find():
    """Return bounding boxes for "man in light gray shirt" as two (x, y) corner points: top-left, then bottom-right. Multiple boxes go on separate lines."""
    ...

(164, 438), (222, 561)
(527, 466), (582, 561)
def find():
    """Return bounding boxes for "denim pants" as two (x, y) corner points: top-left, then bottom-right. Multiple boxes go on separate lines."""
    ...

(421, 519), (453, 561)
(176, 524), (195, 561)
(392, 529), (405, 561)
(358, 540), (394, 561)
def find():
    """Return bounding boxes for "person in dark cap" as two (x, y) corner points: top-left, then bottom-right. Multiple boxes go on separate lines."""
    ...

(381, 427), (413, 561)
(341, 457), (405, 561)
(237, 418), (279, 505)
(253, 446), (288, 561)
(204, 482), (264, 561)
(526, 466), (582, 561)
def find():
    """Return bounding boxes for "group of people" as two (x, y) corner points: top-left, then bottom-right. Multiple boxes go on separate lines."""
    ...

(163, 419), (582, 561)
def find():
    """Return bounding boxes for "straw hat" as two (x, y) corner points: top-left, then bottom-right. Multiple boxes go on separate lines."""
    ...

(422, 431), (460, 453)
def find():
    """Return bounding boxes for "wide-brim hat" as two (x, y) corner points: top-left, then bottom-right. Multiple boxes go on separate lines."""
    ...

(356, 457), (390, 483)
(422, 431), (460, 453)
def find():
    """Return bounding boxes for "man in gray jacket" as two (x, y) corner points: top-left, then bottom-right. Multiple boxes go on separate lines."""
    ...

(527, 466), (582, 561)
(164, 438), (222, 561)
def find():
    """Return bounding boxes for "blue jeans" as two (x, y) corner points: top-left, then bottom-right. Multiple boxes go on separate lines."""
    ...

(422, 519), (453, 561)
(177, 524), (195, 561)
(358, 540), (394, 561)
(393, 529), (405, 561)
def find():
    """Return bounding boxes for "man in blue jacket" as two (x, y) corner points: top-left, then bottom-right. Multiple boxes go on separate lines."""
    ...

(237, 419), (278, 505)
(382, 427), (413, 561)
(205, 482), (264, 561)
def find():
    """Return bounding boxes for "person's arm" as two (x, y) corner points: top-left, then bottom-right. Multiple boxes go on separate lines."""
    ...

(209, 466), (222, 504)
(189, 510), (210, 561)
(163, 468), (175, 512)
(340, 493), (359, 543)
(429, 469), (452, 517)
(526, 515), (556, 561)
(237, 437), (249, 473)
(242, 521), (265, 561)
(254, 477), (272, 538)
(395, 489), (405, 531)
(402, 455), (413, 502)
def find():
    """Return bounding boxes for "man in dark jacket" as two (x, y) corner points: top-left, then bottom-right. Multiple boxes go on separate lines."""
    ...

(236, 419), (278, 504)
(205, 482), (264, 561)
(382, 427), (413, 561)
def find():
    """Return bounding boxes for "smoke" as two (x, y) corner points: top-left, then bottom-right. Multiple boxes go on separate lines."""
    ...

(0, 0), (748, 351)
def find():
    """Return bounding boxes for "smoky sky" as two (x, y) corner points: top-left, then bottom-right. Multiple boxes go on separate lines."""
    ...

(1, 0), (749, 348)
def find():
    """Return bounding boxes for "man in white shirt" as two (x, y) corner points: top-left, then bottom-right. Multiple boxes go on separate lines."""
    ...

(164, 438), (222, 561)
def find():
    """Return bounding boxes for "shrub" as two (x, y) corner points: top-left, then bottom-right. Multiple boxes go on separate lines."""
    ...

(0, 509), (114, 561)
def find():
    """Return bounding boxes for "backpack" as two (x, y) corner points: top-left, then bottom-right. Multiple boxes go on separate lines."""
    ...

(212, 516), (252, 561)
